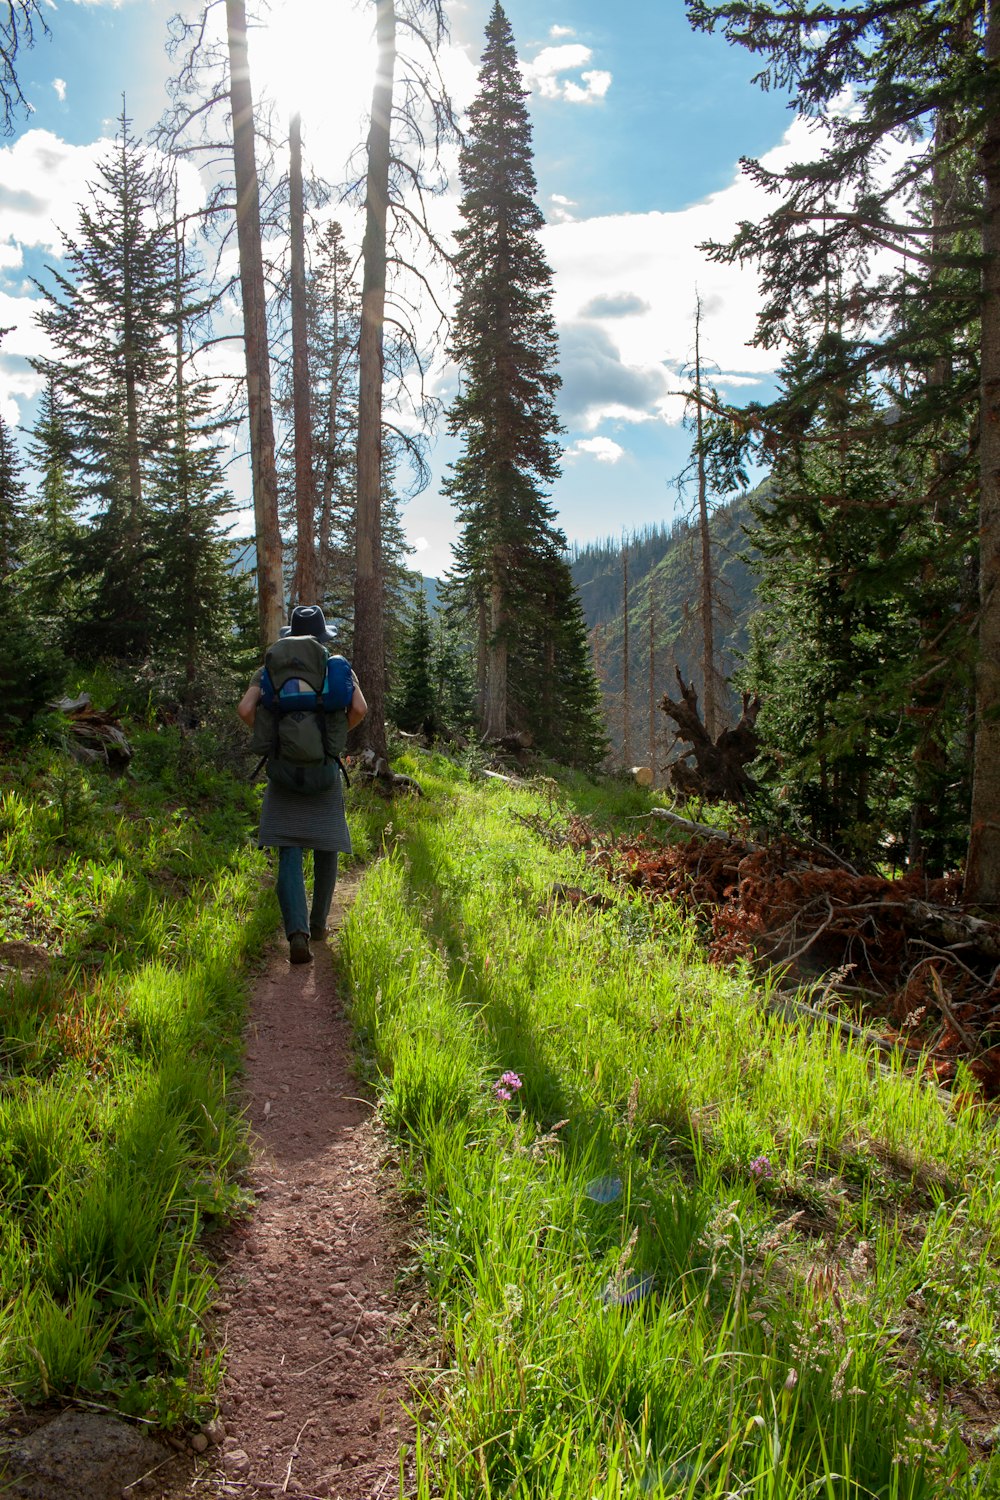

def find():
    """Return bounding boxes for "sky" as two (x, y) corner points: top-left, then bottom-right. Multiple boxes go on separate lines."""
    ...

(0, 0), (803, 580)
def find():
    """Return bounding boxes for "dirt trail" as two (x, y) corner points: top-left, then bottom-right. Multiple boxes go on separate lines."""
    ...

(183, 872), (419, 1500)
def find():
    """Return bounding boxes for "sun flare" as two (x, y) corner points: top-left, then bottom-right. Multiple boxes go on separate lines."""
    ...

(252, 0), (378, 171)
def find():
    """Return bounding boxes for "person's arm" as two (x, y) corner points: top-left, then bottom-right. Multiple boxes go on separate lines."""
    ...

(237, 681), (262, 727)
(347, 681), (368, 730)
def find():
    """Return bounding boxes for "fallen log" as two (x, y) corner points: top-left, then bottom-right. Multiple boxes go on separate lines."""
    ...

(900, 899), (1000, 961)
(489, 730), (534, 754)
(49, 694), (132, 769)
(647, 806), (760, 848)
(355, 750), (423, 797)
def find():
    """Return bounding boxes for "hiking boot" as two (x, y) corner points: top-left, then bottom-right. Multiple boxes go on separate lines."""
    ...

(309, 924), (329, 942)
(288, 932), (312, 965)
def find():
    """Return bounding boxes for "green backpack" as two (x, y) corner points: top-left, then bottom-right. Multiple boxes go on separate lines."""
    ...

(249, 635), (353, 794)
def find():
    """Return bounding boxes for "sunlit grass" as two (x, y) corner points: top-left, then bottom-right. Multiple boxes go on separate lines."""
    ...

(341, 753), (1000, 1497)
(0, 728), (271, 1424)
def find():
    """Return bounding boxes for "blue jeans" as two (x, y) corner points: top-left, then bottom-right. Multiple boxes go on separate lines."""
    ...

(275, 847), (339, 937)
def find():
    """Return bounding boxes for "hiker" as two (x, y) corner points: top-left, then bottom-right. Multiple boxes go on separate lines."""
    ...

(238, 604), (367, 965)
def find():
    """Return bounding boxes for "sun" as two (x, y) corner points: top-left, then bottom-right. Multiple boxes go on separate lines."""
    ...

(252, 0), (378, 173)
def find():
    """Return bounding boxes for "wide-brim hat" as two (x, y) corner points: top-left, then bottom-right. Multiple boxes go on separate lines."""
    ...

(281, 604), (337, 642)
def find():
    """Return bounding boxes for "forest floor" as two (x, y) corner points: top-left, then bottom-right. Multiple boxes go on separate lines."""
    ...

(159, 870), (422, 1500)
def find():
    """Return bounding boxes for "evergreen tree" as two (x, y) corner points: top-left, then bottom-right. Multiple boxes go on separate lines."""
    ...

(20, 377), (81, 630)
(738, 348), (970, 863)
(147, 212), (243, 696)
(310, 221), (361, 617)
(686, 0), (990, 880)
(0, 415), (65, 729)
(0, 411), (25, 582)
(446, 2), (603, 760)
(31, 108), (175, 661)
(432, 605), (476, 733)
(518, 551), (608, 769)
(389, 584), (436, 733)
(276, 219), (361, 622)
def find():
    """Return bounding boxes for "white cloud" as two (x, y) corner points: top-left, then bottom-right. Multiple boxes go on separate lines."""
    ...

(549, 193), (577, 224)
(521, 43), (611, 106)
(52, 78), (66, 102)
(413, 536), (429, 552)
(550, 25), (575, 39)
(564, 70), (611, 105)
(0, 129), (107, 256)
(542, 115), (858, 433)
(569, 436), (625, 464)
(558, 323), (670, 431)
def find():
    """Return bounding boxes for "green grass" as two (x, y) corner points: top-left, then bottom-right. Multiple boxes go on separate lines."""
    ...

(340, 753), (1000, 1498)
(0, 725), (273, 1424)
(8, 721), (1000, 1492)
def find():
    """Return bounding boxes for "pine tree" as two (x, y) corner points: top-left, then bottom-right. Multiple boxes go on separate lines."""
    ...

(311, 221), (361, 618)
(686, 0), (991, 883)
(0, 415), (65, 729)
(0, 412), (25, 583)
(738, 347), (967, 862)
(31, 108), (175, 661)
(148, 210), (243, 697)
(275, 219), (361, 621)
(389, 584), (436, 733)
(446, 2), (603, 760)
(20, 377), (81, 630)
(518, 551), (608, 769)
(431, 607), (476, 732)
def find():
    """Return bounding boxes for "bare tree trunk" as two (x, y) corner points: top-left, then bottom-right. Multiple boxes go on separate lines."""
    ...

(967, 0), (1000, 905)
(317, 269), (342, 604)
(225, 0), (284, 648)
(622, 544), (630, 768)
(289, 111), (317, 607)
(694, 295), (719, 739)
(910, 101), (963, 874)
(476, 594), (487, 721)
(352, 0), (395, 757)
(648, 578), (656, 779)
(171, 202), (196, 696)
(484, 571), (508, 738)
(117, 118), (143, 571)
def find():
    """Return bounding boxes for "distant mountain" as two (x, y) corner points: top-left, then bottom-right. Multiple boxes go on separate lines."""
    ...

(421, 575), (441, 612)
(569, 489), (762, 767)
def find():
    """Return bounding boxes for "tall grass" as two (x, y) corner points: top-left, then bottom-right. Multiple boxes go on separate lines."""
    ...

(342, 755), (1000, 1498)
(0, 727), (271, 1423)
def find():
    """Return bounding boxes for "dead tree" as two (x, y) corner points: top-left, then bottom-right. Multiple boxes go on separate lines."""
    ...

(225, 0), (284, 647)
(289, 110), (317, 607)
(661, 668), (760, 804)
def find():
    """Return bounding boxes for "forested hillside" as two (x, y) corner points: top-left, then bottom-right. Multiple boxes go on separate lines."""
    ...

(569, 493), (759, 768)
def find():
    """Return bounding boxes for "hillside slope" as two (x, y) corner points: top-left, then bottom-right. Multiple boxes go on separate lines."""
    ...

(569, 489), (761, 768)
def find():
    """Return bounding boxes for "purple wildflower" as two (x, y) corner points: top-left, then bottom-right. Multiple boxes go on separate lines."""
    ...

(500, 1071), (522, 1091)
(493, 1084), (512, 1102)
(748, 1154), (773, 1180)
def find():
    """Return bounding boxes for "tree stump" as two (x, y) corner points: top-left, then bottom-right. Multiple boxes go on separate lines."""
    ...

(660, 668), (760, 804)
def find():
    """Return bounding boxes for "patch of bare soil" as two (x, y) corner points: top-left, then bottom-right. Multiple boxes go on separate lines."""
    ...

(164, 871), (421, 1500)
